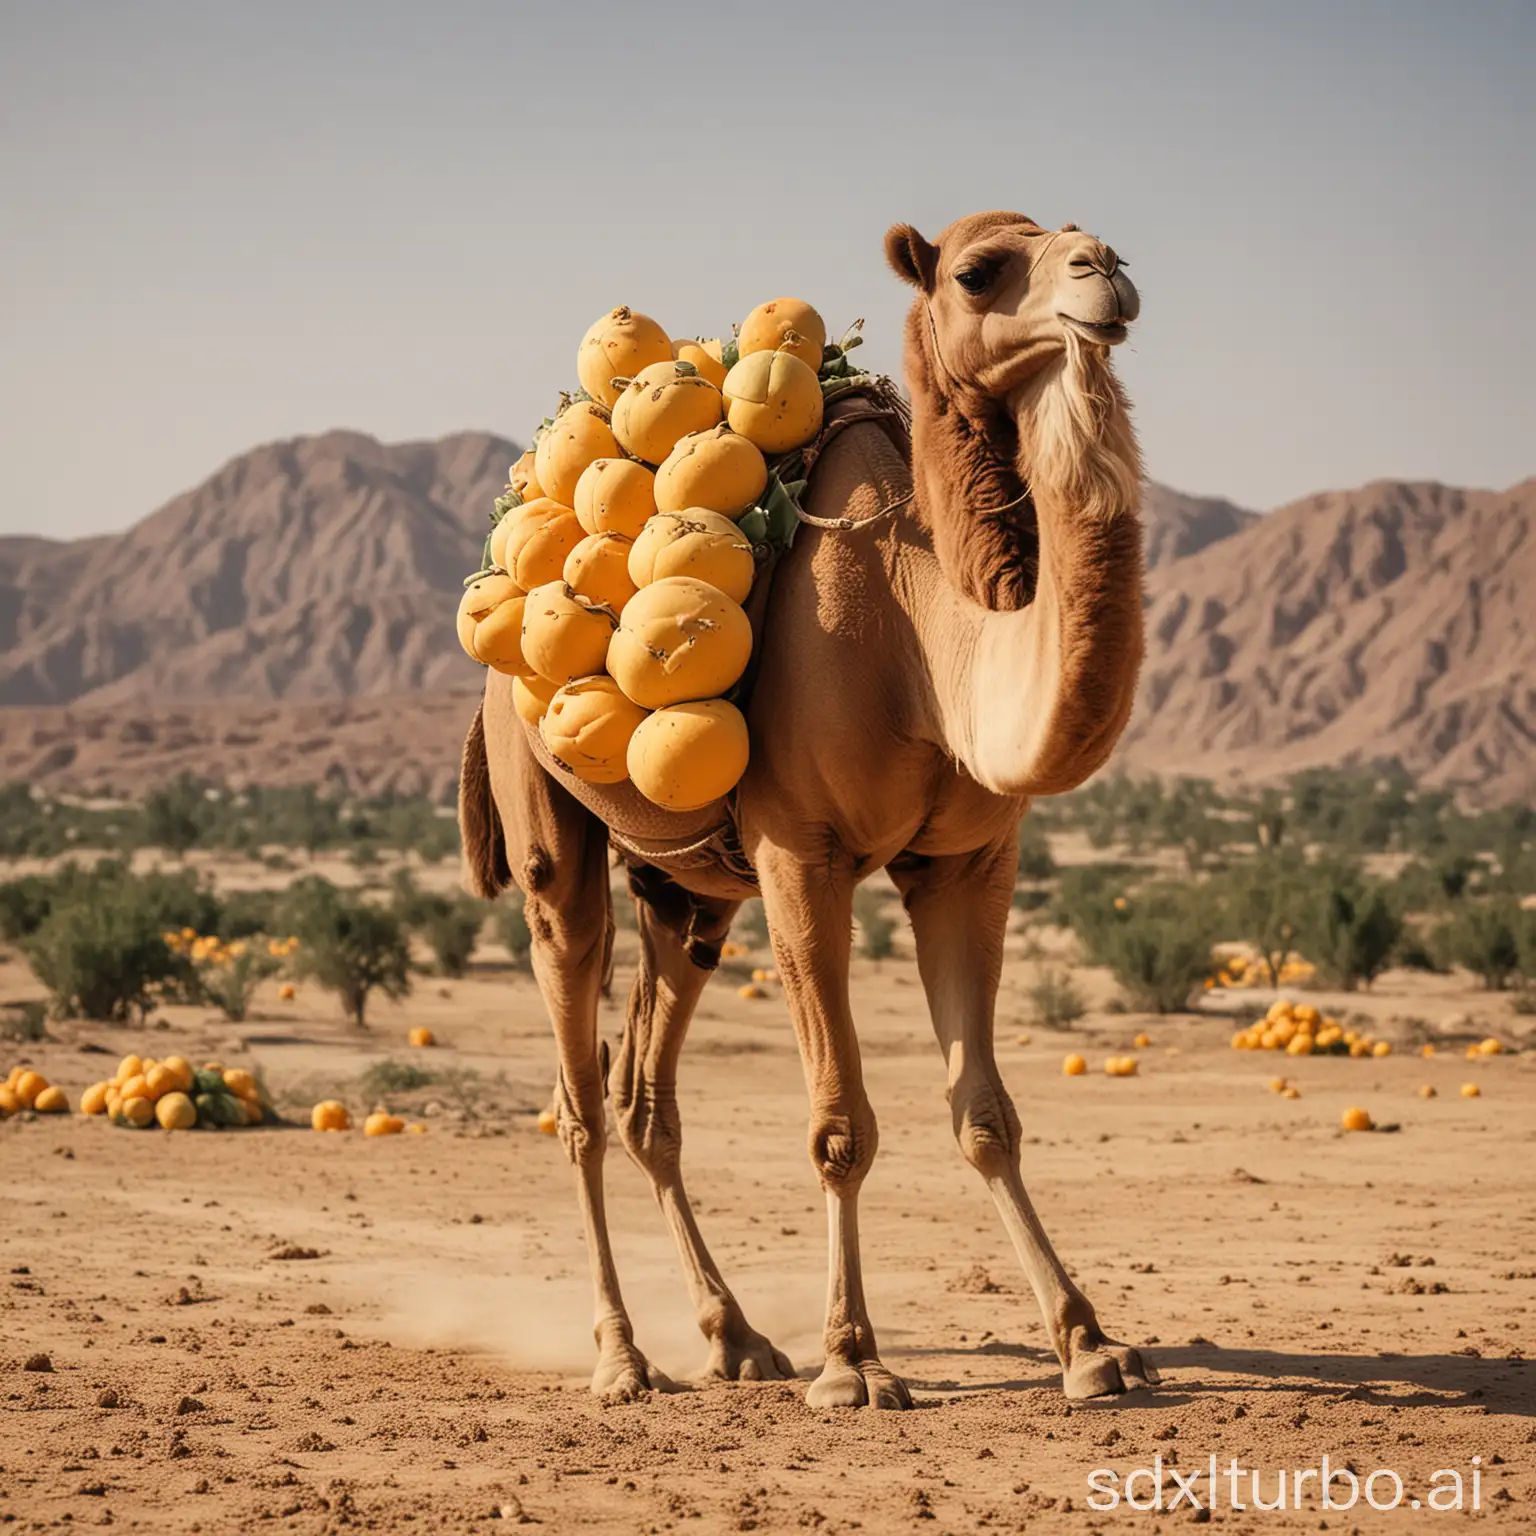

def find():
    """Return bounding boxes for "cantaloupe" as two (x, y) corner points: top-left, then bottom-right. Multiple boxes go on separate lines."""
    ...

(156, 1092), (196, 1130)
(573, 458), (657, 539)
(610, 361), (724, 465)
(671, 337), (729, 390)
(628, 511), (755, 604)
(534, 401), (620, 506)
(500, 501), (584, 591)
(563, 531), (638, 614)
(722, 350), (824, 454)
(578, 307), (673, 408)
(738, 297), (826, 370)
(654, 425), (767, 520)
(606, 577), (752, 709)
(626, 699), (749, 811)
(508, 448), (542, 501)
(512, 673), (560, 726)
(312, 1100), (351, 1132)
(540, 676), (650, 785)
(521, 581), (620, 685)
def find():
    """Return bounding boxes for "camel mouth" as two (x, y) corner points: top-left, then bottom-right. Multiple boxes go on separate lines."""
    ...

(1059, 315), (1129, 346)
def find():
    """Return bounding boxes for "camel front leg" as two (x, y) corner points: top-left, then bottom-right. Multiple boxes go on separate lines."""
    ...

(609, 864), (794, 1383)
(890, 839), (1155, 1399)
(756, 843), (911, 1410)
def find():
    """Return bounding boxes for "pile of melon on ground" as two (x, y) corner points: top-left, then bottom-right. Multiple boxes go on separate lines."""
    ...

(0, 1065), (70, 1116)
(77, 1054), (273, 1130)
(458, 297), (870, 810)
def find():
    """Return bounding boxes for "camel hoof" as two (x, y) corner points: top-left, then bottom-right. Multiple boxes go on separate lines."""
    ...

(1063, 1338), (1156, 1400)
(806, 1358), (913, 1410)
(591, 1343), (677, 1403)
(699, 1327), (796, 1384)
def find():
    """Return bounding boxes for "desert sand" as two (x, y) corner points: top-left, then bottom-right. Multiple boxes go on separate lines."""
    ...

(2, 879), (1532, 1533)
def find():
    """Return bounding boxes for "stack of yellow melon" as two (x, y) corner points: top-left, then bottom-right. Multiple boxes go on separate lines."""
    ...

(1229, 999), (1390, 1057)
(0, 1065), (69, 1116)
(79, 1054), (271, 1130)
(458, 297), (839, 811)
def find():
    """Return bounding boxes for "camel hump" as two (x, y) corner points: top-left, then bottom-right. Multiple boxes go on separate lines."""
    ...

(458, 702), (513, 899)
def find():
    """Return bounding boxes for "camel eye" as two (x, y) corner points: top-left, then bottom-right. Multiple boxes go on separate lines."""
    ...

(954, 266), (992, 295)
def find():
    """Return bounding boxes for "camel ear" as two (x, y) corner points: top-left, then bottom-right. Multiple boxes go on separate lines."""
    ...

(885, 224), (938, 293)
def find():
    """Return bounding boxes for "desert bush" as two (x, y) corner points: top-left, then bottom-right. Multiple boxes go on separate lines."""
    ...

(217, 888), (283, 940)
(23, 888), (188, 1022)
(1024, 964), (1086, 1026)
(1065, 882), (1220, 1013)
(283, 878), (411, 1027)
(1017, 817), (1056, 881)
(1213, 850), (1313, 988)
(1299, 860), (1404, 991)
(1394, 855), (1477, 911)
(1432, 898), (1525, 990)
(141, 773), (206, 856)
(853, 886), (897, 963)
(494, 891), (532, 968)
(0, 875), (55, 942)
(359, 1058), (436, 1097)
(389, 870), (485, 977)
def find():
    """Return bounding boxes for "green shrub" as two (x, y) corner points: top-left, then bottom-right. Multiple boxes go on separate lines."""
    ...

(0, 875), (55, 942)
(1213, 850), (1312, 988)
(389, 870), (485, 977)
(1017, 817), (1056, 881)
(1432, 898), (1525, 990)
(1025, 964), (1086, 1026)
(283, 879), (411, 1027)
(494, 892), (532, 969)
(1299, 861), (1404, 991)
(141, 773), (206, 856)
(853, 886), (897, 963)
(23, 889), (188, 1022)
(1064, 883), (1219, 1013)
(193, 941), (284, 1023)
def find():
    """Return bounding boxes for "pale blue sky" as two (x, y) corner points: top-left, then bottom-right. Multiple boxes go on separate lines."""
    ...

(2, 0), (1532, 538)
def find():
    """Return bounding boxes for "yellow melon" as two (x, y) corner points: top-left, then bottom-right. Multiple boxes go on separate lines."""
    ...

(534, 401), (620, 506)
(722, 349), (824, 454)
(1062, 1054), (1087, 1077)
(311, 1100), (350, 1132)
(563, 531), (638, 614)
(364, 1112), (406, 1137)
(578, 307), (673, 408)
(408, 1026), (435, 1048)
(521, 581), (620, 684)
(512, 673), (560, 726)
(671, 337), (729, 391)
(654, 425), (767, 520)
(1341, 1106), (1374, 1132)
(120, 1096), (155, 1128)
(627, 699), (750, 811)
(156, 1092), (196, 1130)
(161, 1056), (194, 1092)
(606, 577), (752, 708)
(115, 1054), (143, 1084)
(223, 1068), (261, 1103)
(501, 502), (584, 591)
(540, 676), (650, 784)
(81, 1081), (111, 1116)
(610, 361), (724, 465)
(573, 458), (657, 539)
(457, 574), (530, 675)
(738, 297), (827, 371)
(34, 1084), (68, 1113)
(508, 448), (542, 502)
(628, 511), (755, 604)
(14, 1070), (47, 1109)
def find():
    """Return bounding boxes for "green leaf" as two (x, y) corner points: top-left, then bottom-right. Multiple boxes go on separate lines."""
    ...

(736, 507), (768, 544)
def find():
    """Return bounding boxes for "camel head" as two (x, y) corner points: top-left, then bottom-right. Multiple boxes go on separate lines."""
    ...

(885, 211), (1140, 400)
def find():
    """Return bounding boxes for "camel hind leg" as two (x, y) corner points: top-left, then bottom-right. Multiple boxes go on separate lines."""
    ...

(487, 712), (671, 1403)
(889, 839), (1155, 1399)
(609, 864), (795, 1384)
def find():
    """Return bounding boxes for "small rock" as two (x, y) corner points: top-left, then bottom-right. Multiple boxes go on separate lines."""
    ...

(97, 1388), (119, 1408)
(175, 1395), (204, 1415)
(23, 1353), (53, 1372)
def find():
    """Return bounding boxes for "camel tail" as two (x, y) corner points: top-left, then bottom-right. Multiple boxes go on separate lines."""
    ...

(458, 703), (512, 900)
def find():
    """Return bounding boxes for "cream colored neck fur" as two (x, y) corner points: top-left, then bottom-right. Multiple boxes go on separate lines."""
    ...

(929, 337), (1146, 798)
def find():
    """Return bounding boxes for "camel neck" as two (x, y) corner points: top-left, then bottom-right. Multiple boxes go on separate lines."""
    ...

(912, 345), (1146, 797)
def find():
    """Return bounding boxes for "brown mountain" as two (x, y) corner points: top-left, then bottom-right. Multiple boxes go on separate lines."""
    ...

(0, 429), (512, 707)
(1116, 477), (1536, 804)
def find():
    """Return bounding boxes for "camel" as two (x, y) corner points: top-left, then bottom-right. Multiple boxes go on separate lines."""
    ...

(460, 209), (1153, 1408)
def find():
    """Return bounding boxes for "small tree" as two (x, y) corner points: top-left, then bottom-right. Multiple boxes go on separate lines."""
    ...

(495, 891), (532, 970)
(1218, 850), (1312, 989)
(1433, 898), (1525, 990)
(389, 870), (485, 977)
(853, 886), (897, 965)
(1066, 884), (1219, 1013)
(285, 880), (410, 1026)
(142, 774), (205, 858)
(1301, 862), (1404, 991)
(24, 889), (187, 1021)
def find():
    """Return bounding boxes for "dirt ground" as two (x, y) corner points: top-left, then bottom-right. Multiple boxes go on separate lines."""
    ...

(2, 873), (1533, 1534)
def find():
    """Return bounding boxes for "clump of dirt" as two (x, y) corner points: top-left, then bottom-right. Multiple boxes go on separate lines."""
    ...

(946, 1265), (1006, 1294)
